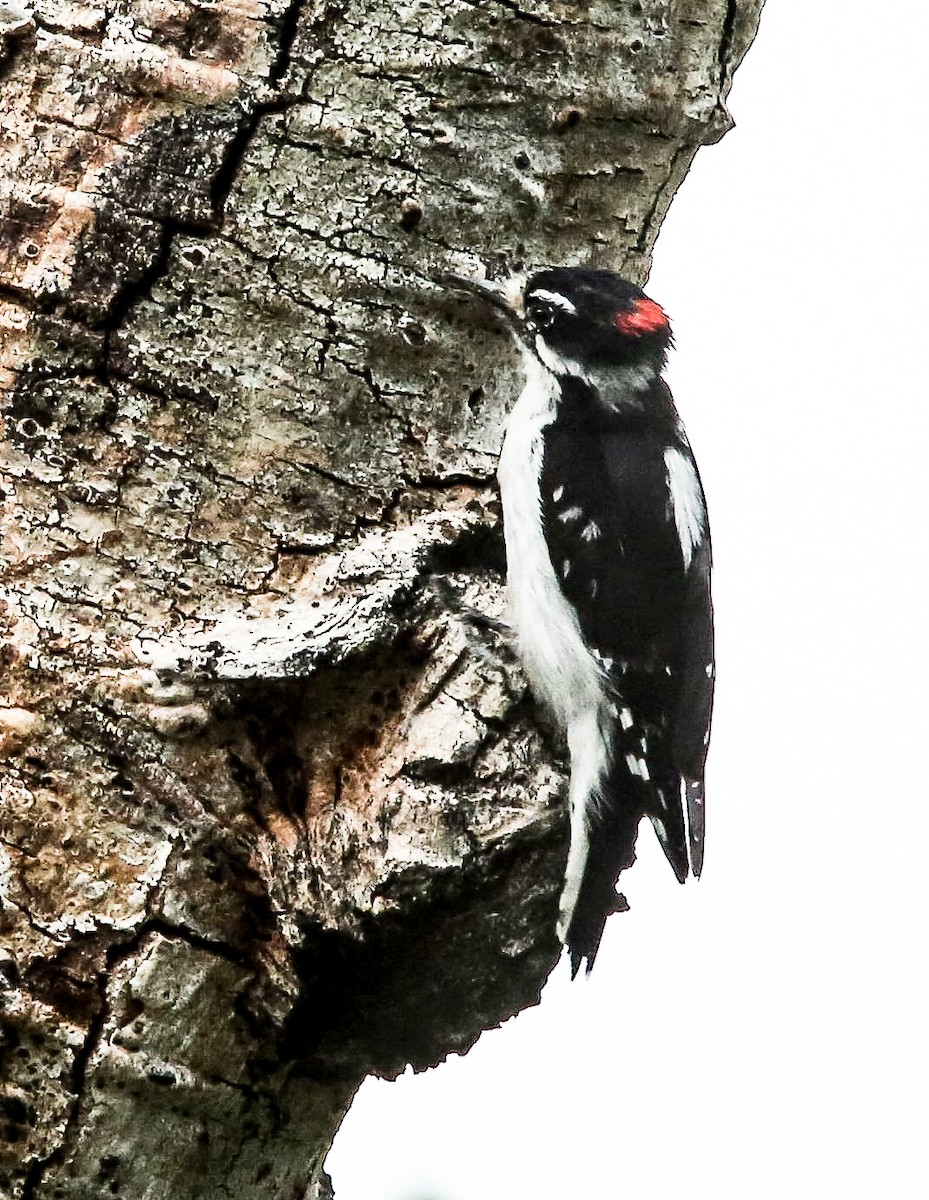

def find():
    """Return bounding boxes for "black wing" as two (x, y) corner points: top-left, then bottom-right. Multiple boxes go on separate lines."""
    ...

(541, 410), (714, 890)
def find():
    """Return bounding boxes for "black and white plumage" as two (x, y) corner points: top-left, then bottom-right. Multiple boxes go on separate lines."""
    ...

(454, 267), (714, 976)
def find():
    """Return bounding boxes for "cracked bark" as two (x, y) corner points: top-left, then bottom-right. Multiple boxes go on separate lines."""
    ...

(1, 1), (763, 1195)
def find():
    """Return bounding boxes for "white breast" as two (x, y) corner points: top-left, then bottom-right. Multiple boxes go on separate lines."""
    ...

(497, 353), (608, 732)
(498, 353), (616, 942)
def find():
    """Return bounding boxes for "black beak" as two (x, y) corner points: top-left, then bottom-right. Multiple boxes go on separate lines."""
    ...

(439, 273), (532, 348)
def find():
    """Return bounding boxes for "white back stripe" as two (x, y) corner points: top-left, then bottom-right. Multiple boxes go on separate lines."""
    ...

(664, 446), (706, 569)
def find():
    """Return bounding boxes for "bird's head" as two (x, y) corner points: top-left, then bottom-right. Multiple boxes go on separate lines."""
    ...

(523, 269), (672, 379)
(444, 267), (671, 383)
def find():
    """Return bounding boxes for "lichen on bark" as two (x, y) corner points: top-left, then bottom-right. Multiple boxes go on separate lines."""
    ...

(1, 1), (763, 1194)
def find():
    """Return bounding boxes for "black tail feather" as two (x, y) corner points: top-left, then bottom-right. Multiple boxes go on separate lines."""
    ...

(568, 888), (629, 978)
(563, 740), (703, 975)
(563, 796), (639, 975)
(686, 778), (705, 876)
(649, 763), (689, 884)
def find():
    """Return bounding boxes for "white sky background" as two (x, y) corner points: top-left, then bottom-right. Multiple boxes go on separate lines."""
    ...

(327, 3), (929, 1197)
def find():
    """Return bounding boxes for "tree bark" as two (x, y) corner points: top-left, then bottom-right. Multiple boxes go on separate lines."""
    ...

(1, 1), (762, 1194)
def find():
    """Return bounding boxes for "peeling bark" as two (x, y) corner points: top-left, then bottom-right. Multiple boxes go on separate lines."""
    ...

(1, 1), (762, 1194)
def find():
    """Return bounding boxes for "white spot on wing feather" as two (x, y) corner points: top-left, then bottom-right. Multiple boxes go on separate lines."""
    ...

(580, 520), (600, 542)
(625, 753), (650, 780)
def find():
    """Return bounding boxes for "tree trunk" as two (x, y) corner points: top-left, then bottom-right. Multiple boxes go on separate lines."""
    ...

(0, 1), (762, 1194)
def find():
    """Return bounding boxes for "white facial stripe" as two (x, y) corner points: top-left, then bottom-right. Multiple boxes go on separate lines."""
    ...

(534, 336), (587, 380)
(664, 446), (707, 569)
(533, 335), (655, 399)
(530, 289), (578, 314)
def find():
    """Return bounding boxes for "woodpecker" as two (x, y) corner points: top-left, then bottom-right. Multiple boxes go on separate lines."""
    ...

(450, 268), (714, 976)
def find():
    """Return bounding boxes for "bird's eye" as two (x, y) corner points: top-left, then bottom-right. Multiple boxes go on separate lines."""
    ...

(524, 304), (545, 330)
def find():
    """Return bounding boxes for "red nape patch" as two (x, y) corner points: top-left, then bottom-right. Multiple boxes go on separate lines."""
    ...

(614, 297), (668, 336)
